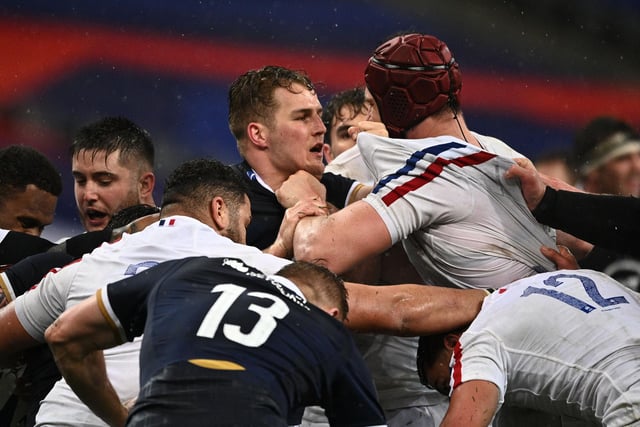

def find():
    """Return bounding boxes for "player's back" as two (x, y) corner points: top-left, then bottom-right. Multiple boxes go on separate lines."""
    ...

(467, 269), (640, 424)
(106, 257), (384, 426)
(31, 216), (289, 426)
(359, 133), (557, 289)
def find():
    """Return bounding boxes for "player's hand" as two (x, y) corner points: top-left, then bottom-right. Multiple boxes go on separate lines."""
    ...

(348, 120), (389, 140)
(504, 158), (546, 211)
(541, 245), (579, 270)
(266, 198), (330, 259)
(276, 170), (327, 209)
(123, 396), (137, 411)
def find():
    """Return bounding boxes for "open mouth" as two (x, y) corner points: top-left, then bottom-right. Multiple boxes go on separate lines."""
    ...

(86, 209), (108, 221)
(310, 143), (324, 153)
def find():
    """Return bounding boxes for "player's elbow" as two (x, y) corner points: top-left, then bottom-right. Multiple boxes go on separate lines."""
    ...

(45, 319), (82, 365)
(293, 219), (332, 266)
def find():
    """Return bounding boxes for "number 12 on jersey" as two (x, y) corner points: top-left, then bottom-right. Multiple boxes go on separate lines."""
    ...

(521, 273), (629, 313)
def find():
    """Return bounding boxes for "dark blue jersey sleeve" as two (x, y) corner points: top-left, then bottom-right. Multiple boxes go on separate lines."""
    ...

(321, 172), (357, 209)
(533, 187), (640, 258)
(0, 231), (54, 266)
(105, 259), (191, 341)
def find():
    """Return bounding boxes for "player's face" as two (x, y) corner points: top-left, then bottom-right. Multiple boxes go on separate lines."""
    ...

(0, 184), (57, 236)
(422, 347), (453, 397)
(328, 103), (373, 158)
(265, 84), (326, 181)
(222, 195), (251, 245)
(72, 149), (143, 231)
(594, 151), (640, 197)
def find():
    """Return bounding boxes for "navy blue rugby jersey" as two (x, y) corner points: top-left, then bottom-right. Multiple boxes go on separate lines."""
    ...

(104, 256), (385, 426)
(232, 161), (357, 249)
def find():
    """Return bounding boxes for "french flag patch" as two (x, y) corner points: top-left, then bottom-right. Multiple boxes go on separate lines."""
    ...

(159, 218), (176, 227)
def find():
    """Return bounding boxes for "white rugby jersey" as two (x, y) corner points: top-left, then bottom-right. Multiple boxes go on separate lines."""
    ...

(452, 269), (640, 426)
(325, 144), (376, 185)
(324, 143), (444, 420)
(14, 215), (290, 427)
(358, 132), (556, 289)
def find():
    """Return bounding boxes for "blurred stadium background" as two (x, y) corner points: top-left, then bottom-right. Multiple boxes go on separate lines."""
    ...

(1, 0), (639, 240)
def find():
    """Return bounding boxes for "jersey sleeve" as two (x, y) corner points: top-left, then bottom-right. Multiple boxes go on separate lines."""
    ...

(321, 172), (357, 209)
(451, 330), (508, 406)
(49, 229), (111, 259)
(0, 231), (54, 266)
(2, 252), (74, 300)
(14, 263), (79, 341)
(103, 267), (157, 342)
(359, 135), (473, 244)
(534, 188), (640, 258)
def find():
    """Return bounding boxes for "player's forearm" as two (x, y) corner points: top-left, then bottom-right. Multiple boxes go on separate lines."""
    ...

(293, 216), (341, 269)
(49, 344), (127, 427)
(345, 283), (485, 336)
(0, 303), (39, 367)
(397, 287), (485, 335)
(535, 188), (640, 257)
(293, 203), (389, 275)
(441, 381), (499, 427)
(45, 301), (129, 427)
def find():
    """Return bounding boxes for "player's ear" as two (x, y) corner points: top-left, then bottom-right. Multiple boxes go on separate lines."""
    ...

(325, 307), (340, 319)
(322, 143), (333, 164)
(247, 122), (269, 149)
(138, 171), (155, 201)
(444, 333), (460, 350)
(210, 196), (230, 232)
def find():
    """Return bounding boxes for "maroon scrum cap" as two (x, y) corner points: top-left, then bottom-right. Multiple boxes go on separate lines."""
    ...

(364, 34), (462, 137)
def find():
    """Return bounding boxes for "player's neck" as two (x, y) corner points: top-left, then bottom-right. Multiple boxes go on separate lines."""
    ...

(408, 114), (480, 147)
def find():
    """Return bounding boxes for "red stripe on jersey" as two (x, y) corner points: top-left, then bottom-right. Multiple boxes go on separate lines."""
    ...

(381, 150), (497, 206)
(451, 340), (464, 390)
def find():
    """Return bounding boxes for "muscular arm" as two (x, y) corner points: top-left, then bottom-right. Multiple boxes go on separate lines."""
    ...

(0, 302), (40, 366)
(507, 158), (639, 257)
(293, 201), (392, 274)
(45, 293), (128, 427)
(263, 199), (329, 259)
(344, 282), (486, 335)
(535, 188), (640, 258)
(440, 380), (500, 427)
(346, 183), (372, 204)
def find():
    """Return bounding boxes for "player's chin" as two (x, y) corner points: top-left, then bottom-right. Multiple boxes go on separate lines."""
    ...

(625, 182), (640, 198)
(307, 161), (325, 178)
(83, 216), (110, 232)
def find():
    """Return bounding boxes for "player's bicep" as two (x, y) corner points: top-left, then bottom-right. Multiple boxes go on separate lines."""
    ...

(0, 302), (39, 365)
(14, 267), (73, 342)
(441, 379), (499, 427)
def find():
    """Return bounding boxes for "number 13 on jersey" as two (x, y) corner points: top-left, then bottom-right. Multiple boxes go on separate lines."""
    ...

(196, 283), (290, 347)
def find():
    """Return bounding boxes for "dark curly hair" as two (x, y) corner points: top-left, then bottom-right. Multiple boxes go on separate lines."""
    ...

(0, 145), (62, 202)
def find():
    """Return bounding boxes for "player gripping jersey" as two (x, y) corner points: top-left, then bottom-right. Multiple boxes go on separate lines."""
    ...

(359, 131), (557, 289)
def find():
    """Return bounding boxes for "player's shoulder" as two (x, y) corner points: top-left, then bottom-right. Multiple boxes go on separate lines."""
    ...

(473, 132), (522, 158)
